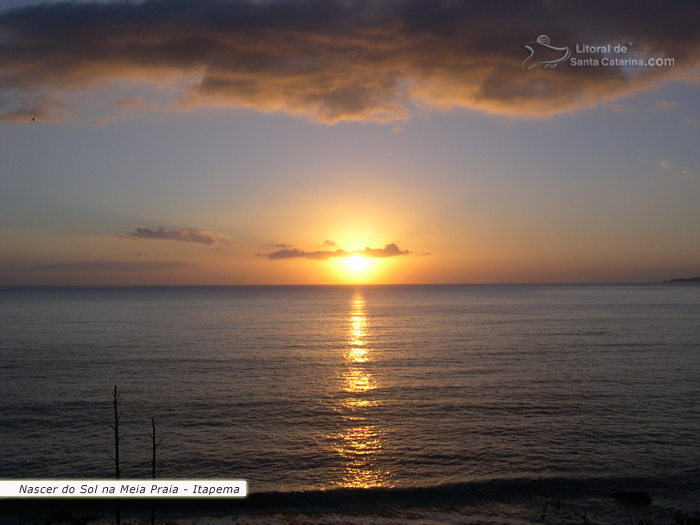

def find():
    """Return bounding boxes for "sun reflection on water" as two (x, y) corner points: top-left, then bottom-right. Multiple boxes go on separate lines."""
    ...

(325, 292), (391, 488)
(343, 367), (375, 394)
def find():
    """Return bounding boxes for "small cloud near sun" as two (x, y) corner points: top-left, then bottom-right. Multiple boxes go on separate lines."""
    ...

(263, 243), (410, 260)
(322, 240), (336, 247)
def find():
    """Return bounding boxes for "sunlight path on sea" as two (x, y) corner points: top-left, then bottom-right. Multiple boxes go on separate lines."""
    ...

(324, 291), (391, 488)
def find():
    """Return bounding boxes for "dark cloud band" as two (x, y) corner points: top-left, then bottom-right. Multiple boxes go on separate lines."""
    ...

(1, 0), (698, 123)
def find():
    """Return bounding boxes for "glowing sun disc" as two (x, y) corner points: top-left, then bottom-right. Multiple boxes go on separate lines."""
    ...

(347, 255), (369, 272)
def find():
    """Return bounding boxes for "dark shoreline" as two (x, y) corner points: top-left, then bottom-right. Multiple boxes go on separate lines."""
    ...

(1, 478), (691, 524)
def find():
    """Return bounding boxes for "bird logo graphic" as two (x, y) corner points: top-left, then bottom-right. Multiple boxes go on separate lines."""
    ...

(522, 35), (571, 70)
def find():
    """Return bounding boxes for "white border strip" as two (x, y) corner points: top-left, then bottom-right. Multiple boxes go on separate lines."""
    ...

(0, 480), (247, 498)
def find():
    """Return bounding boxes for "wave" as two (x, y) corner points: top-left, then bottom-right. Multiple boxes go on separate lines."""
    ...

(222, 476), (700, 514)
(4, 475), (698, 524)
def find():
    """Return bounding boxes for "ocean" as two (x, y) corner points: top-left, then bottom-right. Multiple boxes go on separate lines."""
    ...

(1, 284), (699, 524)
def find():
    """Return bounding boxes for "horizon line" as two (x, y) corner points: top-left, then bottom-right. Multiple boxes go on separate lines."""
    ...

(0, 281), (690, 288)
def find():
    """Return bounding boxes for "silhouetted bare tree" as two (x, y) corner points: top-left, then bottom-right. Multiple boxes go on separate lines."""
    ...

(107, 386), (126, 525)
(148, 416), (163, 525)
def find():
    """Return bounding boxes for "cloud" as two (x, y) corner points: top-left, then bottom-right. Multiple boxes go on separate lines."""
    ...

(113, 97), (147, 108)
(31, 261), (196, 271)
(266, 248), (340, 260)
(1, 0), (699, 123)
(652, 100), (678, 111)
(659, 160), (672, 169)
(322, 240), (336, 246)
(358, 243), (410, 258)
(0, 93), (68, 123)
(265, 243), (409, 260)
(118, 226), (231, 245)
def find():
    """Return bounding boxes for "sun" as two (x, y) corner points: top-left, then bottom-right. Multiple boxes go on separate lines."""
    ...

(347, 255), (369, 272)
(333, 252), (381, 283)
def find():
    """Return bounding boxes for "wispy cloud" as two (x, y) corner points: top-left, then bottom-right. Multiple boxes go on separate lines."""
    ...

(113, 97), (147, 108)
(32, 261), (196, 271)
(117, 226), (231, 246)
(265, 243), (409, 260)
(1, 0), (699, 123)
(0, 93), (67, 123)
(322, 240), (336, 247)
(652, 100), (678, 111)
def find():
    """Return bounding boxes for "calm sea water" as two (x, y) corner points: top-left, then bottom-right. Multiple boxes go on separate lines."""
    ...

(1, 284), (699, 524)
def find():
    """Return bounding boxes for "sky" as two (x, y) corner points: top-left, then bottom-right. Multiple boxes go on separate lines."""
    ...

(1, 0), (699, 285)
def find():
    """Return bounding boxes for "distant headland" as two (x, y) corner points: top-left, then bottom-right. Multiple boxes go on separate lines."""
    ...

(663, 277), (700, 282)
